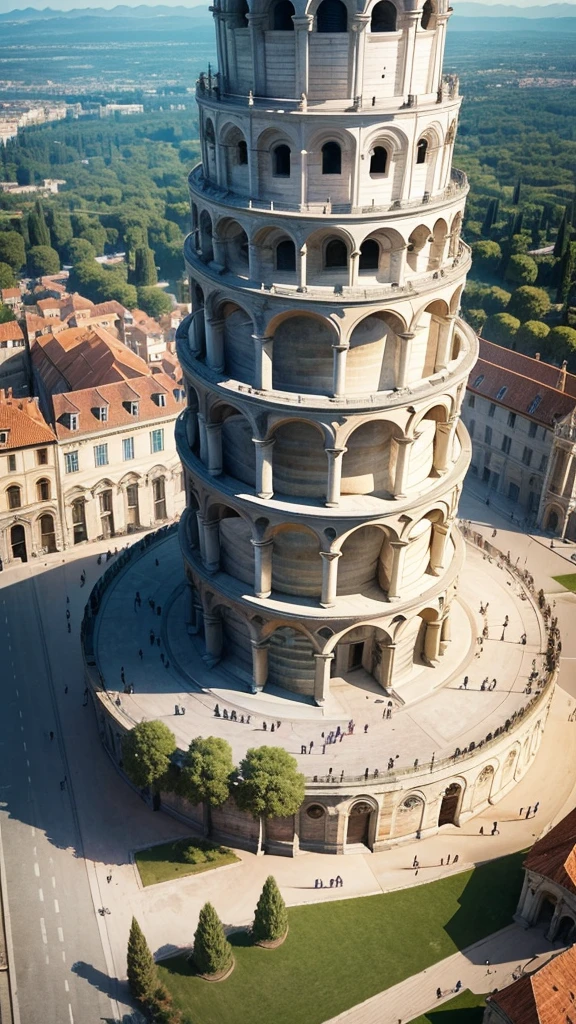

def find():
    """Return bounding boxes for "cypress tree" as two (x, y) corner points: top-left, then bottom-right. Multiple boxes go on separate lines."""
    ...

(28, 200), (50, 248)
(481, 199), (495, 237)
(193, 903), (233, 977)
(252, 876), (289, 945)
(126, 917), (158, 1005)
(134, 246), (157, 287)
(554, 207), (571, 259)
(556, 244), (574, 305)
(514, 211), (524, 236)
(512, 179), (522, 205)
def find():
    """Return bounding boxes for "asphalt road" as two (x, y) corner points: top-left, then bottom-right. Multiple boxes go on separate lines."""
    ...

(0, 563), (120, 1024)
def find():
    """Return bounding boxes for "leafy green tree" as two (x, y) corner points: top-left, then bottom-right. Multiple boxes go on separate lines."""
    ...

(235, 747), (306, 854)
(28, 200), (50, 248)
(509, 234), (529, 255)
(137, 286), (172, 317)
(99, 275), (137, 309)
(466, 309), (487, 332)
(0, 232), (26, 272)
(553, 206), (572, 260)
(471, 240), (501, 274)
(122, 720), (176, 790)
(0, 262), (16, 288)
(516, 320), (550, 356)
(508, 286), (550, 323)
(134, 246), (158, 287)
(252, 876), (288, 945)
(192, 903), (233, 978)
(28, 245), (60, 277)
(47, 209), (73, 254)
(504, 254), (538, 286)
(0, 306), (16, 325)
(547, 326), (576, 363)
(483, 286), (511, 315)
(181, 736), (234, 835)
(127, 917), (158, 1005)
(483, 313), (521, 348)
(65, 238), (97, 264)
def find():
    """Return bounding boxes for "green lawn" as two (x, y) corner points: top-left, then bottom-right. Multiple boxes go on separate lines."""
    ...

(158, 852), (523, 1024)
(408, 990), (487, 1024)
(134, 837), (239, 887)
(553, 574), (576, 594)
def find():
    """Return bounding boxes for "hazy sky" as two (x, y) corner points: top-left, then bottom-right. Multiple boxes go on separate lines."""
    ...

(0, 0), (574, 12)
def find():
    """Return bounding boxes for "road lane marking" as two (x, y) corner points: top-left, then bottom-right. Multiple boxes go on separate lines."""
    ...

(19, 711), (22, 719)
(40, 918), (47, 944)
(62, 951), (66, 962)
(28, 777), (31, 784)
(38, 889), (43, 902)
(68, 1003), (74, 1024)
(31, 827), (35, 836)
(64, 980), (69, 992)
(33, 847), (36, 856)
(58, 927), (64, 942)
(45, 955), (49, 964)
(51, 876), (56, 889)
(34, 863), (40, 877)
(54, 899), (59, 914)
(26, 760), (30, 767)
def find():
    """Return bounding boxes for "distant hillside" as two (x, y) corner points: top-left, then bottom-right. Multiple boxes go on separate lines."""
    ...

(450, 14), (576, 29)
(0, 3), (211, 18)
(455, 2), (576, 15)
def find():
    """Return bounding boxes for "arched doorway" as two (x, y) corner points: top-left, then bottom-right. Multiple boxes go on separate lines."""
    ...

(438, 783), (462, 826)
(39, 514), (57, 553)
(71, 499), (87, 544)
(546, 509), (559, 533)
(346, 802), (373, 846)
(557, 916), (576, 944)
(537, 896), (556, 928)
(11, 524), (27, 562)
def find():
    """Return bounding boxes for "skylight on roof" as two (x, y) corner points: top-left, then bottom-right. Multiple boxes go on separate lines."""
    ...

(527, 395), (542, 415)
(496, 386), (507, 400)
(473, 374), (484, 387)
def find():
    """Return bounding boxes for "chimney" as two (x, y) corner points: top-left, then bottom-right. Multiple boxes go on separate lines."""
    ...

(535, 352), (540, 361)
(558, 360), (568, 393)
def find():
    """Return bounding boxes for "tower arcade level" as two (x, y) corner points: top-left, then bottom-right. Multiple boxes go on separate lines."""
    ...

(178, 0), (477, 705)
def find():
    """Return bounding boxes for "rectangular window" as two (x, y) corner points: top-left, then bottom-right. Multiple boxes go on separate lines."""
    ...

(540, 454), (547, 473)
(157, 393), (166, 408)
(150, 428), (164, 454)
(507, 412), (516, 428)
(69, 413), (79, 431)
(36, 448), (48, 465)
(484, 425), (492, 445)
(528, 421), (537, 439)
(123, 437), (135, 461)
(488, 403), (496, 419)
(100, 406), (108, 422)
(129, 401), (139, 416)
(65, 451), (79, 474)
(467, 394), (475, 409)
(469, 419), (475, 439)
(8, 453), (16, 472)
(501, 435), (512, 455)
(522, 446), (532, 466)
(94, 443), (109, 467)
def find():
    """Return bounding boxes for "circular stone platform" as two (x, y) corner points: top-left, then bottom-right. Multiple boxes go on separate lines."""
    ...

(84, 525), (555, 855)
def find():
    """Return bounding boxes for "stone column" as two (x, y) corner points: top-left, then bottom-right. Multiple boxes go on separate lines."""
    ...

(293, 16), (314, 96)
(196, 511), (207, 562)
(332, 344), (348, 397)
(211, 233), (226, 269)
(203, 611), (223, 665)
(203, 521), (221, 572)
(197, 413), (208, 465)
(248, 242), (260, 283)
(388, 540), (408, 599)
(429, 523), (450, 575)
(252, 538), (273, 598)
(320, 550), (341, 607)
(393, 437), (414, 497)
(205, 317), (225, 372)
(253, 438), (275, 498)
(559, 451), (574, 498)
(424, 620), (442, 663)
(187, 509), (200, 549)
(325, 447), (346, 507)
(205, 423), (223, 476)
(546, 901), (564, 942)
(434, 418), (457, 473)
(350, 16), (370, 103)
(253, 334), (273, 390)
(251, 639), (269, 692)
(314, 651), (334, 705)
(248, 13), (266, 94)
(300, 150), (308, 210)
(390, 245), (407, 287)
(188, 590), (204, 636)
(434, 315), (456, 371)
(349, 249), (361, 288)
(397, 333), (415, 387)
(377, 642), (396, 689)
(298, 243), (308, 291)
(401, 12), (420, 98)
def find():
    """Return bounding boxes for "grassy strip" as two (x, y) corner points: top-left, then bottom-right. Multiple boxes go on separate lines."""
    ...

(135, 837), (239, 887)
(408, 989), (487, 1024)
(552, 574), (576, 594)
(158, 852), (523, 1024)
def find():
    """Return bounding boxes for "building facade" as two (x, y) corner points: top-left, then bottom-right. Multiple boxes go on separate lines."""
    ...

(514, 805), (576, 944)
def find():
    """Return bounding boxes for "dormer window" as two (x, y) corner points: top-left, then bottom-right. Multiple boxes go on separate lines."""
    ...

(69, 413), (79, 431)
(472, 374), (484, 388)
(0, 430), (8, 445)
(156, 393), (167, 408)
(496, 386), (507, 400)
(99, 406), (108, 422)
(128, 401), (139, 416)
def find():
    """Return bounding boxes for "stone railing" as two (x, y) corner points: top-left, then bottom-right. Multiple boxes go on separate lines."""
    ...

(188, 165), (468, 219)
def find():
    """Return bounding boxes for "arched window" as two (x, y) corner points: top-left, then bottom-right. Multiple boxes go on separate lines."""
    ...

(237, 140), (248, 165)
(371, 0), (396, 32)
(273, 144), (291, 177)
(37, 478), (51, 501)
(325, 239), (347, 269)
(231, 0), (249, 27)
(153, 477), (167, 521)
(322, 141), (342, 175)
(39, 513), (56, 553)
(7, 485), (21, 510)
(359, 239), (379, 270)
(421, 0), (434, 29)
(72, 498), (87, 544)
(205, 118), (215, 144)
(369, 145), (388, 175)
(416, 138), (428, 165)
(276, 239), (296, 271)
(273, 0), (295, 29)
(317, 0), (347, 32)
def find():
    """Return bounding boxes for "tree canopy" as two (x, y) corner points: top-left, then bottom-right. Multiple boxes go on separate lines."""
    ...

(122, 719), (176, 790)
(235, 746), (306, 820)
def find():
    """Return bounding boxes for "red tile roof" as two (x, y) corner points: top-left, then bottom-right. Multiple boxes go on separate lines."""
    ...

(37, 298), (61, 312)
(24, 312), (53, 336)
(0, 321), (24, 343)
(1, 288), (21, 301)
(52, 372), (184, 439)
(478, 340), (576, 400)
(32, 324), (149, 392)
(487, 945), (576, 1024)
(0, 394), (56, 449)
(468, 340), (576, 428)
(523, 806), (576, 895)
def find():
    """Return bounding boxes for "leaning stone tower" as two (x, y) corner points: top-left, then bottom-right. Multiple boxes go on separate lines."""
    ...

(179, 0), (477, 707)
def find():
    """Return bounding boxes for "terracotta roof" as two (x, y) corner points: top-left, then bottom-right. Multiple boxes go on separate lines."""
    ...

(59, 293), (94, 317)
(0, 394), (56, 449)
(487, 945), (576, 1024)
(468, 348), (576, 429)
(32, 324), (149, 392)
(477, 339), (576, 400)
(52, 371), (184, 439)
(523, 806), (576, 895)
(0, 321), (24, 343)
(1, 288), (21, 301)
(90, 301), (128, 317)
(24, 312), (53, 336)
(37, 298), (61, 312)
